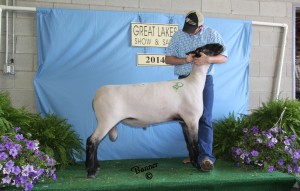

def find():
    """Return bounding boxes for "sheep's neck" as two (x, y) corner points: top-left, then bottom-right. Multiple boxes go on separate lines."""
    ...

(187, 64), (210, 82)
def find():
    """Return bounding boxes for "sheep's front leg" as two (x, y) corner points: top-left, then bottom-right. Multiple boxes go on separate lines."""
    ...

(187, 121), (200, 169)
(180, 122), (194, 165)
(190, 131), (200, 169)
(180, 122), (199, 169)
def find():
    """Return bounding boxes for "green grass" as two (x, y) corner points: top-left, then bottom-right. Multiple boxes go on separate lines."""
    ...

(21, 158), (296, 191)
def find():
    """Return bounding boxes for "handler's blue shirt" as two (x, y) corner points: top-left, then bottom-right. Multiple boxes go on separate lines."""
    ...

(166, 26), (227, 76)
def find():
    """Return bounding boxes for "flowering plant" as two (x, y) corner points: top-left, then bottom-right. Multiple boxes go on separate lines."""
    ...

(0, 127), (56, 191)
(232, 108), (300, 174)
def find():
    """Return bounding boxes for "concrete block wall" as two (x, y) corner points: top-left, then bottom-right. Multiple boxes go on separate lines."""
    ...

(0, 0), (297, 113)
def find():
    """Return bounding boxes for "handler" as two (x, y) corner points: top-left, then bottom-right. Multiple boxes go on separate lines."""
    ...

(165, 10), (227, 172)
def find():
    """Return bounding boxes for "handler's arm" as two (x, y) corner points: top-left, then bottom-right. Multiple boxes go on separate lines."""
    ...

(165, 54), (194, 66)
(193, 53), (227, 65)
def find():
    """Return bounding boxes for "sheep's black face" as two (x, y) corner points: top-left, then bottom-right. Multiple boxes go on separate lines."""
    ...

(186, 43), (224, 58)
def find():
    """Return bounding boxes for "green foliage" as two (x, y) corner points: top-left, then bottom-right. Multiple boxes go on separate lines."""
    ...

(0, 91), (14, 133)
(213, 98), (300, 172)
(23, 114), (84, 167)
(0, 108), (12, 134)
(213, 113), (247, 161)
(249, 99), (300, 142)
(0, 91), (37, 134)
(0, 91), (84, 167)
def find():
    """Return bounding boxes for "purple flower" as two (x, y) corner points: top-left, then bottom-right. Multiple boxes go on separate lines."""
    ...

(9, 147), (18, 158)
(46, 157), (55, 166)
(245, 157), (251, 164)
(0, 128), (60, 190)
(293, 151), (300, 160)
(251, 150), (259, 157)
(6, 160), (14, 169)
(5, 141), (14, 149)
(284, 139), (291, 146)
(267, 137), (278, 148)
(14, 127), (21, 132)
(1, 176), (12, 184)
(265, 132), (272, 139)
(3, 136), (9, 141)
(52, 174), (57, 181)
(0, 144), (5, 151)
(244, 152), (250, 157)
(288, 148), (293, 155)
(22, 164), (35, 177)
(29, 171), (36, 179)
(24, 182), (33, 191)
(26, 141), (35, 150)
(14, 144), (22, 151)
(291, 135), (296, 141)
(278, 159), (284, 166)
(294, 166), (300, 173)
(233, 148), (242, 155)
(12, 166), (21, 175)
(37, 169), (44, 177)
(251, 126), (259, 135)
(16, 176), (27, 184)
(0, 152), (8, 161)
(268, 166), (274, 172)
(15, 133), (24, 141)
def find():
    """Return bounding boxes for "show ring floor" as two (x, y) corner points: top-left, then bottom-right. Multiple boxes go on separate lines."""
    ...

(27, 158), (297, 191)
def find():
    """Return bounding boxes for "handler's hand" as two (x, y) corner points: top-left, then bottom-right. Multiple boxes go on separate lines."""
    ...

(193, 52), (210, 65)
(186, 53), (194, 63)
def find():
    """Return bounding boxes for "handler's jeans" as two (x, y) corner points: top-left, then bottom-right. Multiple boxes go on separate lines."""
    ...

(179, 75), (216, 164)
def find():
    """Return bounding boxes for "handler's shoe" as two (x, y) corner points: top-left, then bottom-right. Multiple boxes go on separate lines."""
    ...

(200, 159), (214, 172)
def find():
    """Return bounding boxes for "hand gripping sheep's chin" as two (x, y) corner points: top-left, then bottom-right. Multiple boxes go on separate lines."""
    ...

(85, 43), (224, 178)
(186, 43), (224, 57)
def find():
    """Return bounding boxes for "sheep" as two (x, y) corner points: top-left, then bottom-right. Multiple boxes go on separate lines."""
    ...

(85, 43), (224, 178)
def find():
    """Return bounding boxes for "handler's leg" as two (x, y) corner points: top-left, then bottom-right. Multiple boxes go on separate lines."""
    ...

(198, 75), (215, 172)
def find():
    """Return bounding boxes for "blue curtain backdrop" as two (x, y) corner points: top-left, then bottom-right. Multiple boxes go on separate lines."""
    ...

(35, 8), (252, 160)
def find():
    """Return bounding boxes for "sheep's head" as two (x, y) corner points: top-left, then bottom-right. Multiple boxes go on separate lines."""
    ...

(186, 43), (224, 58)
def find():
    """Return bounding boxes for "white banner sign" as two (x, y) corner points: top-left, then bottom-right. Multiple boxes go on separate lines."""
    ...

(131, 23), (178, 47)
(137, 54), (169, 66)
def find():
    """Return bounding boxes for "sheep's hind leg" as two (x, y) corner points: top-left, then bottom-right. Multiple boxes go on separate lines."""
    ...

(86, 118), (120, 178)
(86, 135), (99, 178)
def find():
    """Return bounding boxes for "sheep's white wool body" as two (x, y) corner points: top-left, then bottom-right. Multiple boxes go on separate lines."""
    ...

(92, 63), (210, 142)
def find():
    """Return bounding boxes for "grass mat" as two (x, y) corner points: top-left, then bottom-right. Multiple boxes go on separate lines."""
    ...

(5, 158), (296, 191)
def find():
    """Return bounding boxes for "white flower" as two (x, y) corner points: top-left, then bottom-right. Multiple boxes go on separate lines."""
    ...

(271, 137), (278, 144)
(257, 138), (262, 143)
(240, 153), (245, 160)
(34, 140), (40, 150)
(270, 127), (279, 133)
(3, 167), (11, 175)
